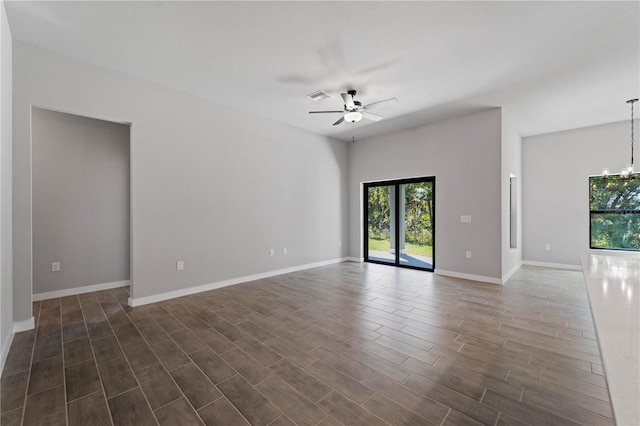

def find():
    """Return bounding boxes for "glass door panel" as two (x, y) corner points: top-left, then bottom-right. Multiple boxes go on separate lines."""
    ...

(400, 182), (434, 269)
(366, 185), (395, 264)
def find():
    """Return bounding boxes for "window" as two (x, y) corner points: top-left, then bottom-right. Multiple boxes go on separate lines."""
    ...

(589, 175), (640, 251)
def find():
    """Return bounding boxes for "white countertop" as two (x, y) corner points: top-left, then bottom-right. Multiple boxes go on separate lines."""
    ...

(581, 252), (640, 426)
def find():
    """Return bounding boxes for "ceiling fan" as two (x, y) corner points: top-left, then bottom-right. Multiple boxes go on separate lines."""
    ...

(309, 90), (398, 126)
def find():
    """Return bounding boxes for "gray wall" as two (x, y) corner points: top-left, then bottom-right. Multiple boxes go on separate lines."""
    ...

(349, 108), (504, 280)
(1, 1), (13, 365)
(32, 108), (130, 295)
(12, 41), (349, 319)
(522, 121), (629, 266)
(501, 112), (522, 277)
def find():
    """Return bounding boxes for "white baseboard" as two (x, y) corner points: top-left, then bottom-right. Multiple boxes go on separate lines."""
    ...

(129, 257), (351, 307)
(33, 280), (130, 302)
(1, 316), (35, 375)
(1, 326), (14, 374)
(13, 317), (35, 333)
(501, 262), (523, 284)
(522, 260), (581, 271)
(435, 269), (503, 285)
(345, 257), (363, 262)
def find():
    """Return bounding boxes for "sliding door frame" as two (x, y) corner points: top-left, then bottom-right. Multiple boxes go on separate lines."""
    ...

(363, 176), (435, 272)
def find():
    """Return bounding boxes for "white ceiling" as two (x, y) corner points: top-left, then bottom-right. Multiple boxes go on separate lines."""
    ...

(5, 1), (640, 142)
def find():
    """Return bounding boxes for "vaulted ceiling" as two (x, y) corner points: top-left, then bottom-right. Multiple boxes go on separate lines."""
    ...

(5, 1), (639, 141)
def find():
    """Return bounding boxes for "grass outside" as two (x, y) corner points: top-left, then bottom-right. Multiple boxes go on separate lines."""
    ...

(368, 237), (433, 257)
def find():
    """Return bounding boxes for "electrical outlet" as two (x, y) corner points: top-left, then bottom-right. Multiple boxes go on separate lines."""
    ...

(176, 261), (184, 271)
(269, 249), (275, 257)
(51, 262), (60, 272)
(544, 244), (551, 251)
(466, 251), (472, 259)
(460, 215), (472, 223)
(282, 248), (287, 255)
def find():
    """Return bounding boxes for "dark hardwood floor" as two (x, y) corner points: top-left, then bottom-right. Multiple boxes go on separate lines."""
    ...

(1, 263), (614, 425)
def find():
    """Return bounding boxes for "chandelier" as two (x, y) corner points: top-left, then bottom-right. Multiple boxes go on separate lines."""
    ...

(603, 98), (638, 178)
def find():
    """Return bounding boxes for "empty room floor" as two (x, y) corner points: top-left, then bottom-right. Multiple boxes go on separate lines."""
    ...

(1, 263), (614, 426)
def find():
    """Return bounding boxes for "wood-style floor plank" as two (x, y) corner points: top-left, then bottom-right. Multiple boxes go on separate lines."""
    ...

(197, 397), (250, 426)
(27, 356), (63, 396)
(107, 387), (156, 426)
(360, 371), (450, 425)
(154, 397), (203, 426)
(150, 339), (191, 371)
(97, 357), (138, 398)
(135, 364), (182, 410)
(219, 348), (273, 385)
(189, 348), (237, 385)
(362, 392), (436, 426)
(67, 391), (112, 426)
(255, 376), (328, 426)
(170, 363), (222, 410)
(318, 391), (387, 426)
(0, 370), (29, 413)
(65, 359), (102, 402)
(23, 385), (66, 426)
(217, 374), (281, 426)
(270, 359), (332, 403)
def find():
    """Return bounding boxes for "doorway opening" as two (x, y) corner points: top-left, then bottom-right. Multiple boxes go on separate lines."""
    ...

(31, 107), (131, 301)
(364, 177), (435, 271)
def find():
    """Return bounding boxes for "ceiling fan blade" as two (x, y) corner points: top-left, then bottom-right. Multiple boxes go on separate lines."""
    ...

(364, 97), (398, 111)
(341, 93), (355, 110)
(309, 111), (344, 114)
(362, 112), (383, 122)
(333, 117), (345, 126)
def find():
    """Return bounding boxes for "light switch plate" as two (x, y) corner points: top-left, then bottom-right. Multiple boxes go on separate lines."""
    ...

(51, 262), (60, 272)
(460, 215), (472, 223)
(177, 261), (184, 271)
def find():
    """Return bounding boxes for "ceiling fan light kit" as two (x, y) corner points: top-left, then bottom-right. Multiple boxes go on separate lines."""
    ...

(344, 111), (363, 123)
(308, 89), (398, 126)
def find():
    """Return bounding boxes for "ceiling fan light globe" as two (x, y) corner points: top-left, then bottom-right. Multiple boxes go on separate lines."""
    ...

(344, 112), (363, 123)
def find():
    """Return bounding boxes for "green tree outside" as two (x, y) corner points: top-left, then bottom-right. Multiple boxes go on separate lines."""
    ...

(367, 182), (434, 256)
(590, 175), (640, 250)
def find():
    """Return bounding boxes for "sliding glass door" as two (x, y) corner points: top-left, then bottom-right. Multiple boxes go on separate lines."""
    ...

(364, 177), (435, 271)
